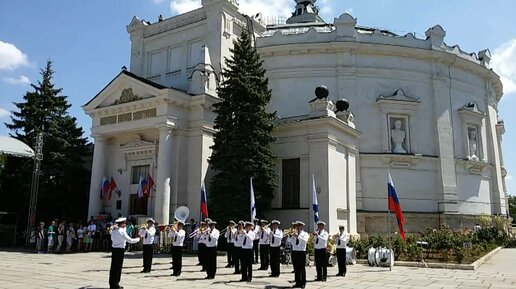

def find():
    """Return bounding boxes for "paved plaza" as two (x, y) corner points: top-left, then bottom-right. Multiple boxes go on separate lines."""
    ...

(0, 249), (515, 289)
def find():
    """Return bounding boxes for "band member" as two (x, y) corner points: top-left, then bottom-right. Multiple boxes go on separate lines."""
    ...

(139, 218), (156, 273)
(269, 220), (283, 277)
(196, 221), (208, 271)
(109, 217), (140, 289)
(205, 220), (220, 279)
(335, 225), (348, 277)
(168, 221), (185, 276)
(240, 221), (255, 282)
(286, 222), (297, 273)
(313, 221), (329, 282)
(258, 219), (270, 270)
(290, 221), (308, 289)
(232, 221), (244, 274)
(252, 218), (260, 264)
(224, 220), (237, 268)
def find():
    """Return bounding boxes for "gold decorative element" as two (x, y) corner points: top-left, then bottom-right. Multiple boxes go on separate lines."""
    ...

(115, 88), (141, 104)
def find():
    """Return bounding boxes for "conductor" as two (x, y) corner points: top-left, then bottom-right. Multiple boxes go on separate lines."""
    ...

(109, 217), (140, 289)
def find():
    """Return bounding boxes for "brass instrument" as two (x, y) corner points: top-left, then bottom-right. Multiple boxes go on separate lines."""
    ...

(284, 228), (297, 237)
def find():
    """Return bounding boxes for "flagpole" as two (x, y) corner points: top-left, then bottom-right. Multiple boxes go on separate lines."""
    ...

(387, 171), (392, 272)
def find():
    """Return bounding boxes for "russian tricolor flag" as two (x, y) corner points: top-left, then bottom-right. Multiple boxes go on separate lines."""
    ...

(388, 171), (406, 241)
(200, 182), (209, 219)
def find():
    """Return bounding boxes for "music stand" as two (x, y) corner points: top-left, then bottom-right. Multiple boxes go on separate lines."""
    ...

(416, 241), (428, 268)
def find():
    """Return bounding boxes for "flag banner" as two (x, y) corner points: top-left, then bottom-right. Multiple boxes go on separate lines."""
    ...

(136, 176), (147, 199)
(109, 177), (121, 198)
(250, 178), (256, 222)
(144, 174), (155, 197)
(388, 171), (406, 241)
(100, 177), (110, 199)
(312, 174), (319, 228)
(200, 182), (208, 219)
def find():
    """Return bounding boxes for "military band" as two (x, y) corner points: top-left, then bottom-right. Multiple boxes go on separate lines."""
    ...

(108, 215), (349, 288)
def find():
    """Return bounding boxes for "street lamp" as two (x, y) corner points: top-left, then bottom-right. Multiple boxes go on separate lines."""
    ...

(25, 132), (43, 246)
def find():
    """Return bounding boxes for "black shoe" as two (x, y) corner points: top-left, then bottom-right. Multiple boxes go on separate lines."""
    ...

(196, 262), (201, 266)
(292, 284), (301, 288)
(314, 278), (322, 282)
(247, 278), (252, 282)
(201, 269), (206, 272)
(170, 266), (174, 269)
(239, 279), (246, 282)
(233, 271), (240, 274)
(225, 264), (232, 268)
(322, 278), (327, 282)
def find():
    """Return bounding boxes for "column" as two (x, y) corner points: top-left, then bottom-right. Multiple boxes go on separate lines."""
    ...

(155, 126), (173, 224)
(346, 150), (358, 235)
(87, 136), (107, 219)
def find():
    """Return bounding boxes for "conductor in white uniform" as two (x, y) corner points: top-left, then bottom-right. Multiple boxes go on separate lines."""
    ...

(109, 217), (140, 289)
(139, 218), (156, 273)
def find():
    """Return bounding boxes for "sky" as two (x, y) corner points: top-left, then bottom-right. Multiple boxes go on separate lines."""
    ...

(0, 0), (515, 195)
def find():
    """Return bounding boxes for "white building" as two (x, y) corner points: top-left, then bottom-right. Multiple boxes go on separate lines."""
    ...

(83, 0), (508, 236)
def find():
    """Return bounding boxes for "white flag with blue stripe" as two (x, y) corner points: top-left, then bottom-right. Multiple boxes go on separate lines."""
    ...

(312, 174), (319, 228)
(250, 178), (256, 221)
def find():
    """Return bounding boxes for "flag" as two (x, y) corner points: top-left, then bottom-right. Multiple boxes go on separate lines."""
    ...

(136, 176), (147, 198)
(388, 171), (406, 241)
(250, 178), (256, 221)
(144, 174), (155, 197)
(200, 182), (208, 219)
(100, 177), (110, 199)
(109, 177), (121, 198)
(312, 174), (319, 228)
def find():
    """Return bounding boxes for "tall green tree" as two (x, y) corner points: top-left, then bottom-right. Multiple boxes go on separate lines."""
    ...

(209, 31), (277, 224)
(1, 61), (91, 231)
(509, 195), (516, 224)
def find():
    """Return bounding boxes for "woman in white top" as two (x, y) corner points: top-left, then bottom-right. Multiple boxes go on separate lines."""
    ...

(85, 220), (96, 252)
(66, 224), (76, 252)
(56, 222), (65, 253)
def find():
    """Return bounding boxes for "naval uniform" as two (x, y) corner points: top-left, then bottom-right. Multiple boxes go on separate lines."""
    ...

(168, 228), (185, 276)
(109, 227), (139, 289)
(269, 228), (284, 277)
(240, 230), (255, 282)
(313, 229), (329, 281)
(140, 226), (156, 273)
(205, 228), (219, 279)
(252, 224), (260, 263)
(232, 230), (243, 274)
(258, 227), (271, 270)
(224, 227), (237, 267)
(336, 231), (348, 276)
(197, 229), (207, 271)
(290, 230), (308, 288)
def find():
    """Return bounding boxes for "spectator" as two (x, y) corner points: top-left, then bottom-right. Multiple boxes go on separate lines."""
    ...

(36, 222), (46, 253)
(126, 220), (135, 251)
(47, 221), (56, 253)
(153, 223), (161, 253)
(85, 220), (96, 252)
(56, 222), (65, 253)
(66, 223), (76, 253)
(76, 223), (85, 252)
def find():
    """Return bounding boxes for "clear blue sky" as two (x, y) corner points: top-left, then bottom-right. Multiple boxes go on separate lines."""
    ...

(1, 0), (515, 195)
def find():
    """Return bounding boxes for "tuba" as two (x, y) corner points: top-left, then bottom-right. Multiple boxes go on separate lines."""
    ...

(169, 206), (190, 231)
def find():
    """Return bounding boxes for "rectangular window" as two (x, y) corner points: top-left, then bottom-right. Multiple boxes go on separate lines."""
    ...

(282, 158), (300, 209)
(168, 46), (182, 73)
(129, 194), (148, 215)
(131, 165), (150, 184)
(188, 40), (204, 68)
(149, 51), (165, 77)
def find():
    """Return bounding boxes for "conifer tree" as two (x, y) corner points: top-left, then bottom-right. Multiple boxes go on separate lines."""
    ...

(1, 61), (90, 227)
(209, 31), (277, 224)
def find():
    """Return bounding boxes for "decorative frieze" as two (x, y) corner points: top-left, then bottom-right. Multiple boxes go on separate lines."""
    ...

(142, 9), (207, 38)
(100, 108), (158, 126)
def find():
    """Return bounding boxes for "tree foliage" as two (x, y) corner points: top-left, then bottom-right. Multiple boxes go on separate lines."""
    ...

(509, 195), (516, 224)
(208, 31), (277, 224)
(0, 61), (91, 229)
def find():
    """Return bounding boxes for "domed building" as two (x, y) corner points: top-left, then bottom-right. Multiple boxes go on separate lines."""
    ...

(83, 0), (508, 236)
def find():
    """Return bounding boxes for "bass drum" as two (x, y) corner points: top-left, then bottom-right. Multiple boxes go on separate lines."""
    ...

(345, 246), (357, 265)
(328, 255), (338, 267)
(375, 247), (394, 267)
(367, 247), (377, 266)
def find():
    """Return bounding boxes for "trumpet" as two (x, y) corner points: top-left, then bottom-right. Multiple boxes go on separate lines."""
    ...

(284, 228), (297, 237)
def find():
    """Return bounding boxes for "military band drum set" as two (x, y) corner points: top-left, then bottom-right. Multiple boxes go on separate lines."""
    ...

(107, 206), (374, 289)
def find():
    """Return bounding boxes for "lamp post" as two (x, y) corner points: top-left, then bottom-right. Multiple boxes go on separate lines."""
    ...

(25, 132), (43, 246)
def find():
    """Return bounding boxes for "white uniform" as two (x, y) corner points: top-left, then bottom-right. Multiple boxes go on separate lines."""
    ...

(290, 231), (309, 251)
(242, 231), (255, 249)
(168, 229), (186, 247)
(225, 227), (237, 244)
(140, 226), (156, 245)
(233, 231), (244, 247)
(269, 228), (284, 247)
(253, 225), (261, 240)
(258, 227), (271, 244)
(313, 229), (329, 250)
(111, 227), (140, 248)
(336, 232), (348, 249)
(205, 228), (219, 248)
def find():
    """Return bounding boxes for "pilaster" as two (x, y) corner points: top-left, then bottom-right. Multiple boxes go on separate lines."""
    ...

(88, 135), (108, 219)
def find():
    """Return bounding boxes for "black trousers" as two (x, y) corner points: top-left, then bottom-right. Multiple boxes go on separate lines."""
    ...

(314, 248), (328, 280)
(227, 243), (234, 265)
(142, 244), (154, 272)
(198, 243), (206, 269)
(206, 246), (217, 278)
(259, 244), (270, 269)
(336, 248), (347, 275)
(269, 246), (281, 276)
(292, 251), (306, 287)
(241, 248), (253, 281)
(253, 239), (259, 262)
(233, 246), (241, 273)
(171, 245), (183, 275)
(109, 248), (125, 288)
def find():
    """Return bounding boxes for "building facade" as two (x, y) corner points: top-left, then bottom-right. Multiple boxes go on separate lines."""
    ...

(83, 0), (508, 236)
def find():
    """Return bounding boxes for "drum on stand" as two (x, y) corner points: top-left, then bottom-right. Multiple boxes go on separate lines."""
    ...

(375, 247), (394, 267)
(345, 246), (357, 265)
(367, 247), (377, 266)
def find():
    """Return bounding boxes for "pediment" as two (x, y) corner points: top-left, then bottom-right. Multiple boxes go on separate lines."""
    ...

(120, 136), (156, 155)
(83, 71), (166, 112)
(377, 89), (420, 103)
